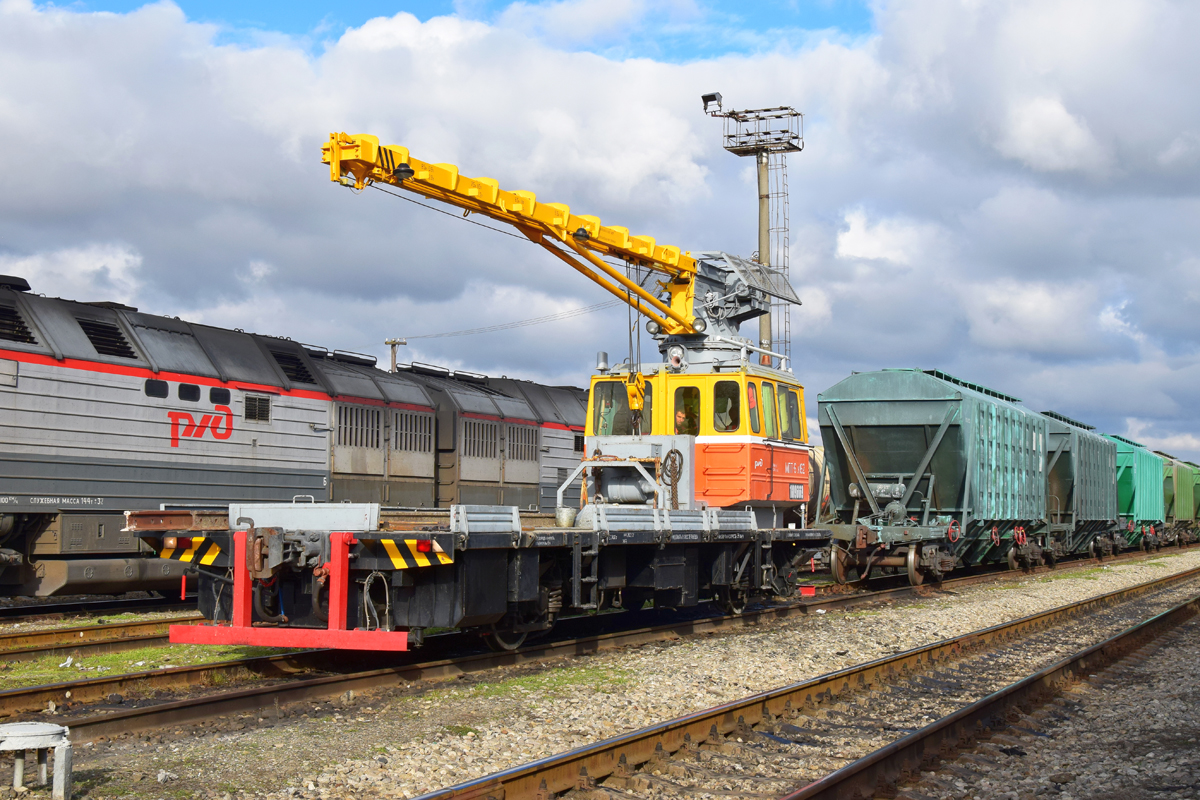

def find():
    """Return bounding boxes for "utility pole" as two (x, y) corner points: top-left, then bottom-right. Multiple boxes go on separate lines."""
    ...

(384, 338), (406, 373)
(702, 93), (803, 364)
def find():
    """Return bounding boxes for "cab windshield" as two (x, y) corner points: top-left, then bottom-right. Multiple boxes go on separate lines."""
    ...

(592, 381), (633, 436)
(778, 385), (802, 441)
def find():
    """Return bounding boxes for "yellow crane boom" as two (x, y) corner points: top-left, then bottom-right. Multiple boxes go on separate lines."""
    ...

(322, 133), (700, 335)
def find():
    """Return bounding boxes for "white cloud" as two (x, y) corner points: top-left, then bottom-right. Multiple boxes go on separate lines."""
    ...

(0, 244), (142, 305)
(835, 210), (937, 265)
(994, 96), (1111, 174)
(0, 0), (1198, 450)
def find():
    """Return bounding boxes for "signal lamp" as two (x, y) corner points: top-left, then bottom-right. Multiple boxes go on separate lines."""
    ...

(163, 536), (192, 550)
(415, 540), (433, 554)
(392, 163), (415, 181)
(572, 227), (590, 243)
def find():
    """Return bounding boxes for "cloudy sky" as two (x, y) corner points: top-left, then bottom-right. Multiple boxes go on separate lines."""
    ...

(2, 0), (1199, 456)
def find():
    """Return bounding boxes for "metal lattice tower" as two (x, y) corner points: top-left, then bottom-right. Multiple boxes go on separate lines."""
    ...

(702, 93), (803, 366)
(768, 153), (791, 361)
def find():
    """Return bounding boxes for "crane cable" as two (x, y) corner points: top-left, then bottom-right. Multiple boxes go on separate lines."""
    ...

(371, 181), (666, 341)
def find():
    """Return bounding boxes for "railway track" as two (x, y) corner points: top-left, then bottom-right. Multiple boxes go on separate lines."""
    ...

(406, 565), (1200, 800)
(0, 594), (196, 621)
(0, 615), (203, 661)
(0, 545), (1159, 668)
(0, 549), (1181, 741)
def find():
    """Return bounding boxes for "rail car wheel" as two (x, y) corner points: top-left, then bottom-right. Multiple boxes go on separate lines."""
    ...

(906, 545), (925, 586)
(831, 546), (854, 584)
(482, 628), (528, 652)
(716, 586), (748, 615)
(1007, 546), (1020, 572)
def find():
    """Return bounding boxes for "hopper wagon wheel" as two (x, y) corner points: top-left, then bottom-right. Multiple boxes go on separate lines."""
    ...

(1007, 546), (1020, 572)
(1088, 540), (1099, 561)
(716, 586), (748, 615)
(482, 627), (528, 652)
(905, 544), (925, 587)
(830, 545), (855, 585)
(1044, 548), (1057, 569)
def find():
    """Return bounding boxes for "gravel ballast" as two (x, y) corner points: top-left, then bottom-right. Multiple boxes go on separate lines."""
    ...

(899, 612), (1200, 800)
(50, 550), (1200, 800)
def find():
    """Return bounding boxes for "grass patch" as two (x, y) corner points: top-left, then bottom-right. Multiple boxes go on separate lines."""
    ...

(467, 665), (633, 700)
(444, 724), (481, 737)
(0, 643), (286, 691)
(1038, 567), (1106, 583)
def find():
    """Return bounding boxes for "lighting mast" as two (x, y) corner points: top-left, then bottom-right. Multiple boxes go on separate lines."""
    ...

(702, 93), (803, 363)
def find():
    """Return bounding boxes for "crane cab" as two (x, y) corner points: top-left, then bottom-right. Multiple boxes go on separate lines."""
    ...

(586, 367), (811, 519)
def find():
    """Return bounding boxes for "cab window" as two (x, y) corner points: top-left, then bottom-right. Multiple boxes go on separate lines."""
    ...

(746, 383), (761, 434)
(673, 386), (700, 436)
(713, 381), (740, 433)
(779, 385), (802, 441)
(593, 381), (632, 436)
(639, 381), (653, 435)
(761, 382), (779, 439)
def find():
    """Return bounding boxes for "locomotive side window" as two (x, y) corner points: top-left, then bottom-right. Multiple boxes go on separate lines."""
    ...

(144, 379), (168, 398)
(761, 382), (779, 439)
(245, 394), (271, 422)
(592, 381), (632, 436)
(746, 383), (761, 434)
(639, 381), (653, 435)
(210, 388), (231, 405)
(778, 386), (802, 441)
(713, 381), (740, 433)
(673, 386), (700, 436)
(178, 383), (200, 402)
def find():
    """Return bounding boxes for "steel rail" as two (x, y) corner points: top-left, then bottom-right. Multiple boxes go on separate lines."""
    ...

(0, 596), (196, 621)
(406, 565), (1200, 800)
(0, 616), (203, 662)
(780, 590), (1200, 799)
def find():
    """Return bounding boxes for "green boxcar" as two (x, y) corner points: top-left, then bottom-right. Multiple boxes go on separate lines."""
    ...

(1105, 435), (1165, 546)
(1189, 462), (1200, 520)
(818, 369), (1049, 584)
(1156, 452), (1197, 544)
(1041, 411), (1118, 556)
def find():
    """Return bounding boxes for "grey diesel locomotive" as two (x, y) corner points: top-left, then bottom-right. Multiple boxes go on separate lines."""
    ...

(0, 275), (585, 596)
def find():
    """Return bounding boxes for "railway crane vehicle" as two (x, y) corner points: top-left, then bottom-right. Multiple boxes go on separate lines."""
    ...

(135, 133), (832, 652)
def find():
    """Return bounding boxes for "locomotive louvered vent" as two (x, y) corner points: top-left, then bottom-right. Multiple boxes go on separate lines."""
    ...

(0, 305), (37, 344)
(245, 395), (271, 422)
(76, 318), (136, 359)
(269, 350), (316, 384)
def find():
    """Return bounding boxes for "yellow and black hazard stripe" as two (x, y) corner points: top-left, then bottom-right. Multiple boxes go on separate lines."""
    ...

(381, 539), (453, 570)
(159, 537), (223, 566)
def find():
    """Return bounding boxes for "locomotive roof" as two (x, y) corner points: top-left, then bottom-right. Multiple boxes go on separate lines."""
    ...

(0, 283), (582, 424)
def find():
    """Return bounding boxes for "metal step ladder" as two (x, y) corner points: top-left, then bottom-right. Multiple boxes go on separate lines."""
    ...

(572, 533), (599, 610)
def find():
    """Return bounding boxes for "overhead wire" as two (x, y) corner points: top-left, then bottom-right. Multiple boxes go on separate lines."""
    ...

(399, 299), (624, 340)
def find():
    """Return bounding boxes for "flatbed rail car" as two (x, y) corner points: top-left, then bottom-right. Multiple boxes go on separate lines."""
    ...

(127, 501), (831, 652)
